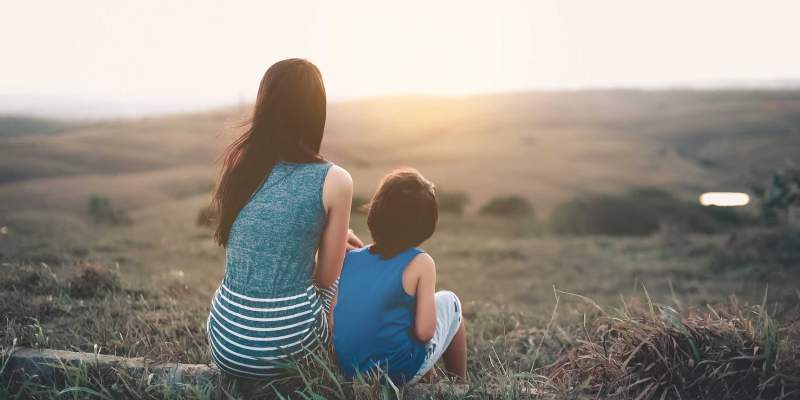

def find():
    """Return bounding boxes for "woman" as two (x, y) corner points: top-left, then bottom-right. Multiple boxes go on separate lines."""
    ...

(207, 58), (360, 378)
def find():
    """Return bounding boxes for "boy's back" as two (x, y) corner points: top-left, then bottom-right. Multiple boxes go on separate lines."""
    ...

(332, 246), (427, 383)
(332, 168), (467, 384)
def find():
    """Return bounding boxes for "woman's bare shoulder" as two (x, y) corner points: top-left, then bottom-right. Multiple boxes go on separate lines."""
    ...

(322, 164), (353, 210)
(325, 164), (352, 189)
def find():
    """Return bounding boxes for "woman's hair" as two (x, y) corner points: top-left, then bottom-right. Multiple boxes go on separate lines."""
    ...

(367, 168), (438, 259)
(211, 58), (327, 246)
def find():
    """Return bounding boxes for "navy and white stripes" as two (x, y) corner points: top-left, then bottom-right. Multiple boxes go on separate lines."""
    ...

(207, 283), (332, 378)
(206, 161), (338, 379)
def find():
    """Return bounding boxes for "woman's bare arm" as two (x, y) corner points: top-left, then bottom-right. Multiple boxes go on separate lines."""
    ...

(315, 165), (353, 289)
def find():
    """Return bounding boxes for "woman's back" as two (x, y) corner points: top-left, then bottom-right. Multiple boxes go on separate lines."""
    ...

(226, 161), (330, 294)
(208, 160), (332, 378)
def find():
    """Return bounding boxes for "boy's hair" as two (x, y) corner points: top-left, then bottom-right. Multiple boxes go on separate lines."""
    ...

(367, 168), (438, 259)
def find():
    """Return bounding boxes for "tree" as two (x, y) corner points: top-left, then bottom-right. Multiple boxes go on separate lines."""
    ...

(753, 166), (800, 225)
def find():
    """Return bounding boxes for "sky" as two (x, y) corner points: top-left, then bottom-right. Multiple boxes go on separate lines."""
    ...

(1, 0), (799, 116)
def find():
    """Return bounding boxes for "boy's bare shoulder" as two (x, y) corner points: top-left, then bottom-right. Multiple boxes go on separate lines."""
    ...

(408, 252), (436, 273)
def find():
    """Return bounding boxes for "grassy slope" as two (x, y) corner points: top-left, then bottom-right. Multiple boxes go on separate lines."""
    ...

(2, 90), (800, 398)
(2, 90), (799, 268)
(2, 90), (799, 215)
(1, 259), (798, 399)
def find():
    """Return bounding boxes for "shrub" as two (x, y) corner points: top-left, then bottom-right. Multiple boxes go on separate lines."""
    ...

(0, 115), (65, 138)
(550, 195), (655, 236)
(549, 187), (747, 236)
(68, 265), (119, 299)
(479, 195), (534, 217)
(355, 191), (469, 215)
(88, 195), (132, 225)
(752, 165), (800, 224)
(711, 228), (800, 278)
(196, 206), (215, 227)
(351, 194), (369, 214)
(437, 190), (469, 215)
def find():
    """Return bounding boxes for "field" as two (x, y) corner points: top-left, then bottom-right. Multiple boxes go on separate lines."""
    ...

(1, 90), (800, 398)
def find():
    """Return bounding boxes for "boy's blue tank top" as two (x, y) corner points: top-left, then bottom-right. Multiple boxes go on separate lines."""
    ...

(333, 246), (427, 384)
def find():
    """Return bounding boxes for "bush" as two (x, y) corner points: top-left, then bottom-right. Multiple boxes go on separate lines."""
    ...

(88, 195), (132, 225)
(0, 115), (65, 138)
(479, 195), (534, 217)
(753, 165), (800, 224)
(354, 191), (470, 215)
(68, 265), (119, 298)
(549, 187), (747, 236)
(711, 228), (800, 278)
(437, 190), (469, 215)
(196, 206), (215, 227)
(351, 194), (369, 214)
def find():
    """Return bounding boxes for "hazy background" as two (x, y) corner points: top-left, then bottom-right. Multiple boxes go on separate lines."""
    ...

(1, 0), (800, 313)
(2, 0), (800, 117)
(4, 3), (800, 398)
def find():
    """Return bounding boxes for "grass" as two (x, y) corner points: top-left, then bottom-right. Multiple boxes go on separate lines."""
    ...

(710, 228), (800, 279)
(2, 262), (799, 399)
(3, 89), (800, 397)
(547, 292), (800, 399)
(0, 262), (209, 364)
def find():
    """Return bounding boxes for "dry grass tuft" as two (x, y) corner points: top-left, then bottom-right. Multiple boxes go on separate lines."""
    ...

(67, 264), (119, 298)
(546, 297), (800, 399)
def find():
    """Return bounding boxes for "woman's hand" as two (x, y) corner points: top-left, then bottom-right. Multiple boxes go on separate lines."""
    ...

(346, 229), (364, 250)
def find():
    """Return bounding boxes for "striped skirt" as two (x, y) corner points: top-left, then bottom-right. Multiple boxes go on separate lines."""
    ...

(207, 282), (336, 378)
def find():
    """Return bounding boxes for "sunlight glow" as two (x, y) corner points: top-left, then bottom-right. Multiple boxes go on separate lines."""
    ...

(699, 192), (750, 207)
(2, 0), (799, 112)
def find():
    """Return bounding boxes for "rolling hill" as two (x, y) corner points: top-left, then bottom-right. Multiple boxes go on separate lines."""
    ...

(1, 89), (799, 290)
(2, 90), (798, 218)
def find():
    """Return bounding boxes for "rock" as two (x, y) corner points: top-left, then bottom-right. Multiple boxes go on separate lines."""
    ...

(2, 347), (470, 398)
(3, 347), (217, 387)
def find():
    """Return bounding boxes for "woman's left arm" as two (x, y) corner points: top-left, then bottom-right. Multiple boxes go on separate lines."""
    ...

(315, 165), (353, 289)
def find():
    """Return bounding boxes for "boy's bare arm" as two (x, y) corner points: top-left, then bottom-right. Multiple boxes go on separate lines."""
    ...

(411, 253), (437, 342)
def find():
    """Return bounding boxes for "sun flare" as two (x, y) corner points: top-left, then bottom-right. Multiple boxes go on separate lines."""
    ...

(699, 192), (750, 207)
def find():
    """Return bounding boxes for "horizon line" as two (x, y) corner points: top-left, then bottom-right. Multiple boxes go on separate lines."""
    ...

(3, 77), (800, 121)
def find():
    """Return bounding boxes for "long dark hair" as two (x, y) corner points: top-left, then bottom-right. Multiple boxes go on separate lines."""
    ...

(211, 58), (327, 246)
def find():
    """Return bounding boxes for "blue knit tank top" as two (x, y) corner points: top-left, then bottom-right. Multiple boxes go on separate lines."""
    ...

(207, 160), (332, 378)
(333, 246), (427, 384)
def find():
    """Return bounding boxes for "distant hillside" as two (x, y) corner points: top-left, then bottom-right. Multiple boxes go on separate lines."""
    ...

(324, 90), (800, 210)
(1, 90), (799, 218)
(0, 115), (70, 138)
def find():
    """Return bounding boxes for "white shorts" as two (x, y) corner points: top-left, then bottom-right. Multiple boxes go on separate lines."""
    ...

(408, 290), (463, 384)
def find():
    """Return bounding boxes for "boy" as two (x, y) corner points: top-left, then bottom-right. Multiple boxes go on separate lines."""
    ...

(332, 168), (467, 384)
